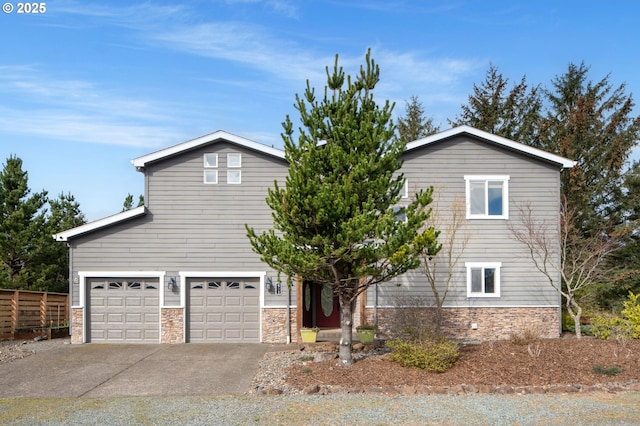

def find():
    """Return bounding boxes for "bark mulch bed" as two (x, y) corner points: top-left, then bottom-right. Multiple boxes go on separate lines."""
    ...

(284, 338), (640, 394)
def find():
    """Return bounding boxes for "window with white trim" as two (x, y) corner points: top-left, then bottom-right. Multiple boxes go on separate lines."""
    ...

(227, 153), (242, 184)
(392, 206), (407, 222)
(466, 262), (501, 297)
(204, 153), (218, 184)
(399, 179), (408, 199)
(464, 175), (509, 219)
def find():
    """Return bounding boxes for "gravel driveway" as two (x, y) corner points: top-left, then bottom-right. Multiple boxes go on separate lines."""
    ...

(1, 338), (639, 425)
(1, 393), (639, 425)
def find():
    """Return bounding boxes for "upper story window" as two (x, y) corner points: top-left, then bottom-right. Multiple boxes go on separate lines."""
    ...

(227, 153), (241, 168)
(227, 153), (242, 184)
(464, 175), (509, 219)
(399, 178), (408, 199)
(466, 262), (501, 297)
(204, 153), (218, 184)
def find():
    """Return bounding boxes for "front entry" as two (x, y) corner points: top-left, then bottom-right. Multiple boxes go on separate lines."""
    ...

(302, 281), (340, 328)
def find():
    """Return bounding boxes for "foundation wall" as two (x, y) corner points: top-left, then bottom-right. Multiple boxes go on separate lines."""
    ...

(160, 307), (184, 344)
(262, 307), (297, 343)
(366, 306), (560, 341)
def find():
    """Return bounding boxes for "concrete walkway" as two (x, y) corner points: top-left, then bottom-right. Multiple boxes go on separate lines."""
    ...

(0, 342), (290, 398)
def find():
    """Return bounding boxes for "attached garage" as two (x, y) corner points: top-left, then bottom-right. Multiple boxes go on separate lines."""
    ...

(87, 277), (160, 343)
(187, 277), (260, 342)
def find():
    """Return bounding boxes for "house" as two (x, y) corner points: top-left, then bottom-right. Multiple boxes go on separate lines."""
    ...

(54, 126), (575, 344)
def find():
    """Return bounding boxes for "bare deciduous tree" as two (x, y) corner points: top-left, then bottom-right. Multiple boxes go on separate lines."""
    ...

(420, 193), (470, 331)
(509, 198), (620, 338)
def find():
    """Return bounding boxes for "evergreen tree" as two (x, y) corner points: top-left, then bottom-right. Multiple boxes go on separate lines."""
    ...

(538, 62), (640, 233)
(0, 156), (48, 289)
(397, 95), (439, 141)
(451, 64), (542, 145)
(35, 193), (86, 292)
(247, 50), (440, 366)
(122, 193), (144, 211)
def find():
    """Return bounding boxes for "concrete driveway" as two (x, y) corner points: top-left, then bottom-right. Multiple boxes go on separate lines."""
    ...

(0, 342), (291, 398)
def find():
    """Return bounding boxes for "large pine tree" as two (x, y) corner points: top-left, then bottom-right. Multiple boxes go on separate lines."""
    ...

(538, 62), (640, 233)
(451, 64), (542, 145)
(0, 156), (48, 289)
(247, 50), (440, 366)
(397, 95), (439, 142)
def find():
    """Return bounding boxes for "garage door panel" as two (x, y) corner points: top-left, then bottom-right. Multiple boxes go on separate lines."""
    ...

(126, 313), (142, 323)
(125, 297), (142, 307)
(188, 277), (259, 342)
(244, 329), (259, 339)
(206, 296), (222, 306)
(244, 296), (259, 307)
(206, 330), (223, 340)
(90, 297), (105, 307)
(106, 297), (123, 307)
(225, 296), (241, 306)
(244, 312), (259, 322)
(206, 312), (222, 322)
(144, 297), (159, 307)
(225, 312), (241, 322)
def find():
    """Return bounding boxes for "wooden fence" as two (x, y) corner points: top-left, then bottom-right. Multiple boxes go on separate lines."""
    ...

(0, 289), (69, 339)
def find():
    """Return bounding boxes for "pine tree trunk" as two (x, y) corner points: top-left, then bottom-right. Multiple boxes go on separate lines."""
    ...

(338, 292), (353, 366)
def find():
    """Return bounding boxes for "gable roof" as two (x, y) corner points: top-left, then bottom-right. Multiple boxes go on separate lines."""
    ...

(131, 130), (285, 169)
(405, 125), (576, 169)
(55, 126), (575, 242)
(53, 206), (147, 242)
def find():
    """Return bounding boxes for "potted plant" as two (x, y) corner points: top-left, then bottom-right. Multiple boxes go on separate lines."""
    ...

(300, 327), (320, 343)
(356, 324), (377, 344)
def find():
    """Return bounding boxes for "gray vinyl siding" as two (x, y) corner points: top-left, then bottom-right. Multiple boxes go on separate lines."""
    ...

(368, 135), (562, 308)
(69, 142), (293, 307)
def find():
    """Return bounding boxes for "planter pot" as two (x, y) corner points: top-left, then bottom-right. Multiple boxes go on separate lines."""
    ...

(357, 329), (375, 344)
(300, 329), (318, 343)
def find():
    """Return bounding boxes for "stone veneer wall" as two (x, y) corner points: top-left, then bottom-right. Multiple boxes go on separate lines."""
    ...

(161, 307), (184, 344)
(71, 307), (83, 344)
(365, 307), (560, 341)
(262, 308), (297, 343)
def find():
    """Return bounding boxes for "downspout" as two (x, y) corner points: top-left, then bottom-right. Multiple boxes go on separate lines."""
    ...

(286, 285), (291, 344)
(374, 283), (378, 326)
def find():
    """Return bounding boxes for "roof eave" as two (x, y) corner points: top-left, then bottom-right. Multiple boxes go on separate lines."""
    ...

(131, 131), (285, 168)
(405, 125), (576, 169)
(53, 206), (147, 242)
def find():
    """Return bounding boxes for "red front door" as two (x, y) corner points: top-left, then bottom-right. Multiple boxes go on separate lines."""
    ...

(301, 281), (340, 328)
(314, 283), (340, 328)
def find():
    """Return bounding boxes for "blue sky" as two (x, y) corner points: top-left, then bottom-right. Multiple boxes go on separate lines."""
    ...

(1, 0), (639, 221)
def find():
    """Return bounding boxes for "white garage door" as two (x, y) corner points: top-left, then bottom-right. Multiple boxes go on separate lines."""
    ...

(88, 278), (159, 343)
(188, 277), (260, 342)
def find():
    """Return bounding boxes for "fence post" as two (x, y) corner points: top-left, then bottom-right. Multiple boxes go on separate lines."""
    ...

(11, 290), (19, 338)
(40, 292), (47, 328)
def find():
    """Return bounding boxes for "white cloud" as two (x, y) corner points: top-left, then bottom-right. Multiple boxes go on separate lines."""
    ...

(0, 67), (186, 148)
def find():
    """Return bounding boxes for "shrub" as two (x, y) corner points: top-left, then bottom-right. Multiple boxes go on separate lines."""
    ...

(592, 365), (622, 376)
(386, 334), (459, 372)
(591, 313), (626, 340)
(561, 310), (574, 332)
(621, 292), (640, 338)
(510, 324), (544, 345)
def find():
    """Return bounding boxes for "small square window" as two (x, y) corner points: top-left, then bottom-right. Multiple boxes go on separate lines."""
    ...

(227, 153), (241, 168)
(227, 170), (241, 184)
(204, 153), (218, 168)
(466, 262), (501, 297)
(204, 170), (218, 184)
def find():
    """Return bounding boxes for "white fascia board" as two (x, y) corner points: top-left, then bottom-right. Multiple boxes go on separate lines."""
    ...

(405, 125), (576, 169)
(53, 206), (146, 242)
(131, 131), (285, 168)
